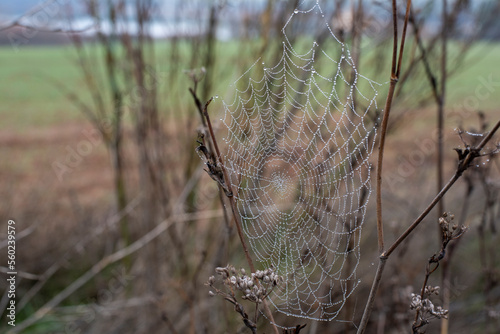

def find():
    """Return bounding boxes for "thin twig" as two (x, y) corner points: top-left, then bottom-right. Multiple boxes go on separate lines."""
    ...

(438, 2), (449, 333)
(437, 0), (448, 220)
(375, 0), (412, 255)
(385, 175), (457, 258)
(385, 119), (500, 258)
(361, 1), (416, 332)
(396, 2), (412, 78)
(188, 83), (232, 233)
(357, 256), (388, 333)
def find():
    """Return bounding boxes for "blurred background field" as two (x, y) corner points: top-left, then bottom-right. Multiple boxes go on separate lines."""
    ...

(0, 1), (499, 333)
(1, 41), (500, 134)
(1, 41), (500, 129)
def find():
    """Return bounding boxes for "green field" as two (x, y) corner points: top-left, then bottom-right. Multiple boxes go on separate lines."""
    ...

(0, 40), (498, 131)
(0, 46), (82, 129)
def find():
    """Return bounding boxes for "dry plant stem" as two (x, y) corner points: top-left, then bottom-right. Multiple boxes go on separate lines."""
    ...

(189, 86), (231, 232)
(202, 99), (255, 272)
(357, 256), (387, 333)
(375, 80), (396, 253)
(375, 0), (412, 255)
(439, 2), (449, 333)
(414, 262), (438, 326)
(202, 101), (279, 334)
(360, 1), (413, 332)
(396, 2), (412, 78)
(375, 0), (399, 254)
(386, 176), (456, 257)
(437, 0), (448, 220)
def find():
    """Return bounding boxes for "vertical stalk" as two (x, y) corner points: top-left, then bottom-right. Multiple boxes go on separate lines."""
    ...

(357, 256), (388, 332)
(202, 99), (255, 272)
(375, 79), (396, 254)
(439, 1), (449, 333)
(376, 0), (412, 255)
(358, 1), (412, 332)
(202, 100), (280, 334)
(202, 4), (218, 103)
(437, 0), (447, 219)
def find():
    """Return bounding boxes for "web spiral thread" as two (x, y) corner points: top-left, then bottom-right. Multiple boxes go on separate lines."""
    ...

(221, 1), (379, 321)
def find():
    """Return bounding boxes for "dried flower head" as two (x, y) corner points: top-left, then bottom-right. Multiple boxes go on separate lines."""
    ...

(439, 212), (468, 245)
(207, 265), (284, 304)
(411, 284), (449, 333)
(205, 265), (285, 333)
(424, 285), (440, 296)
(410, 293), (448, 319)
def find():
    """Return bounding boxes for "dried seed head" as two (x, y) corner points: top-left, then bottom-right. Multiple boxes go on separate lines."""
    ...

(215, 266), (229, 279)
(208, 265), (284, 306)
(424, 285), (440, 296)
(439, 212), (468, 243)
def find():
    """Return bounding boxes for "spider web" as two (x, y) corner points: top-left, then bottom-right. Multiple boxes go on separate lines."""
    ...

(221, 1), (379, 321)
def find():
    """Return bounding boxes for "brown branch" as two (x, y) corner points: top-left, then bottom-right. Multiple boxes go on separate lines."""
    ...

(375, 0), (412, 255)
(384, 118), (500, 258)
(396, 1), (412, 78)
(359, 119), (499, 334)
(437, 0), (448, 220)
